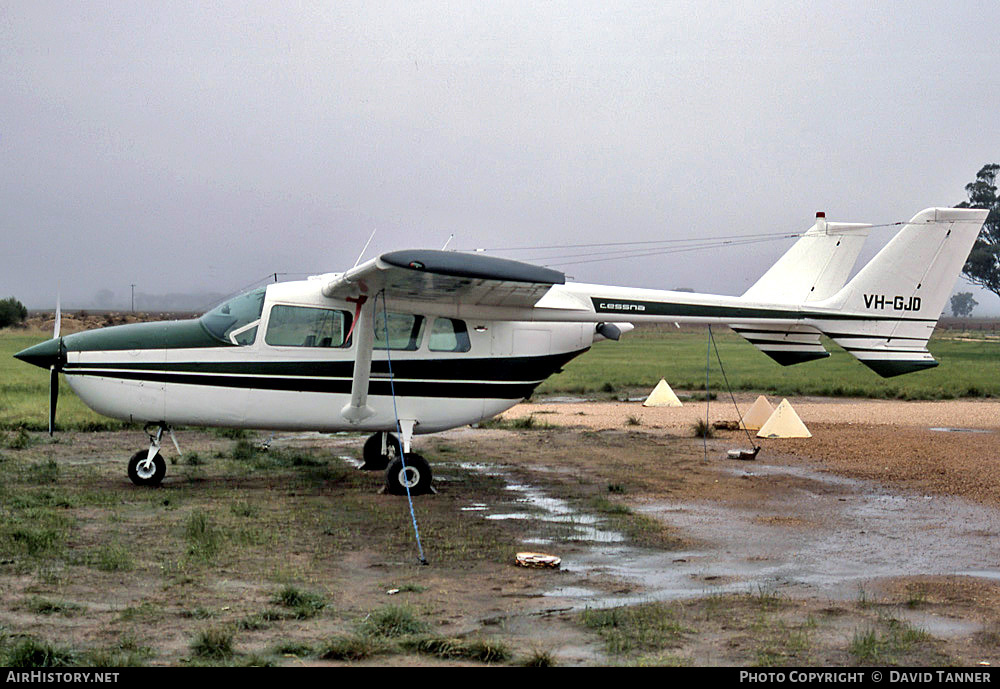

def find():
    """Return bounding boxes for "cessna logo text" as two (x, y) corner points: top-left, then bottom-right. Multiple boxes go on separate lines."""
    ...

(863, 294), (921, 312)
(599, 302), (646, 312)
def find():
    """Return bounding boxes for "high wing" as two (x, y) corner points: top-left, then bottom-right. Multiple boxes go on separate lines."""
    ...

(320, 250), (573, 427)
(322, 250), (566, 309)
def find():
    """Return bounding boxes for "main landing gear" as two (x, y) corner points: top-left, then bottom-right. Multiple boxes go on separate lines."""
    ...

(362, 431), (434, 496)
(127, 423), (180, 487)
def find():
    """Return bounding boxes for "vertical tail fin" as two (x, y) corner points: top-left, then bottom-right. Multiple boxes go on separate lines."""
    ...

(815, 207), (988, 377)
(742, 213), (871, 304)
(734, 213), (870, 366)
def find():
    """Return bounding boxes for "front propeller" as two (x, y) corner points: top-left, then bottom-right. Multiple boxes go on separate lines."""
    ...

(48, 298), (62, 436)
(12, 299), (66, 434)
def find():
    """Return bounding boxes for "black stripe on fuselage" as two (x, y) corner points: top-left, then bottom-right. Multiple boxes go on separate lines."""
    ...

(62, 349), (589, 399)
(595, 298), (938, 323)
(65, 369), (540, 399)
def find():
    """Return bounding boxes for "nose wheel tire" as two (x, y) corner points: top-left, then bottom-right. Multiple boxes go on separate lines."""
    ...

(128, 450), (166, 487)
(384, 454), (432, 495)
(362, 432), (402, 471)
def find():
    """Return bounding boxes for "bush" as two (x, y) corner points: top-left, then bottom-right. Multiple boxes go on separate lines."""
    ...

(0, 297), (28, 327)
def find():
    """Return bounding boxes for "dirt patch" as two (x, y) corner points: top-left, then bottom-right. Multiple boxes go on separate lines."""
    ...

(1, 399), (1000, 666)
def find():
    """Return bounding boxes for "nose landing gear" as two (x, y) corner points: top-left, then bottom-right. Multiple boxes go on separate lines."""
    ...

(127, 423), (180, 487)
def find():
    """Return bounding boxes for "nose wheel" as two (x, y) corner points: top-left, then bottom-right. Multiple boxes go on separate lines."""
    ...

(128, 450), (166, 486)
(127, 423), (177, 486)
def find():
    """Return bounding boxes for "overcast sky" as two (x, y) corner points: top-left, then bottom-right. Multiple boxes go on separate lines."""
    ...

(3, 1), (999, 313)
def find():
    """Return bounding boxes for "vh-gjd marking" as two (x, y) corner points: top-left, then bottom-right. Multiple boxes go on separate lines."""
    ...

(863, 294), (922, 311)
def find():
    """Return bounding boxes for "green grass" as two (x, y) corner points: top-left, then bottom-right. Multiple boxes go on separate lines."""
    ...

(183, 510), (223, 561)
(535, 325), (1000, 400)
(848, 617), (933, 665)
(190, 627), (235, 660)
(319, 634), (391, 661)
(2, 638), (79, 667)
(0, 329), (133, 431)
(581, 602), (691, 657)
(91, 541), (135, 572)
(399, 635), (511, 663)
(25, 597), (86, 617)
(271, 585), (327, 619)
(359, 604), (429, 638)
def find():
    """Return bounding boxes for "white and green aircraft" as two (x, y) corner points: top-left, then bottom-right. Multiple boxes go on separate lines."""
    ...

(14, 207), (988, 494)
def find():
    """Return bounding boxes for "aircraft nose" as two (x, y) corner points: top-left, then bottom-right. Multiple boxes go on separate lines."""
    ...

(13, 338), (63, 370)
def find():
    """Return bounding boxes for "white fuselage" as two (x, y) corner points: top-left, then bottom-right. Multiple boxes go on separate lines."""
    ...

(64, 280), (596, 434)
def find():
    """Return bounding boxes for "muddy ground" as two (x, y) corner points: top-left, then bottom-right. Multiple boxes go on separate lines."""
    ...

(1, 396), (1000, 666)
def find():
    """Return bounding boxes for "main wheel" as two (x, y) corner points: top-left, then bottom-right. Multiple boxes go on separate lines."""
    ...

(362, 432), (401, 471)
(384, 453), (433, 495)
(128, 450), (166, 487)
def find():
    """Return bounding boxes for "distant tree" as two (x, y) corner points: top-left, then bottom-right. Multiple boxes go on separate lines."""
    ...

(950, 292), (978, 318)
(957, 164), (1000, 298)
(0, 297), (28, 327)
(94, 289), (116, 309)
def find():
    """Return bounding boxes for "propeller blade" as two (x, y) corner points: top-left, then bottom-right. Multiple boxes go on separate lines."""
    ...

(49, 365), (59, 436)
(49, 296), (62, 436)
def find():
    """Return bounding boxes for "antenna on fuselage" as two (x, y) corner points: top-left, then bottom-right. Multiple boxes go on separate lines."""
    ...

(441, 233), (455, 251)
(353, 229), (377, 269)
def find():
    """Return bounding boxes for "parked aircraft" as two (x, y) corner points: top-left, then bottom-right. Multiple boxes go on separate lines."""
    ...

(14, 207), (988, 494)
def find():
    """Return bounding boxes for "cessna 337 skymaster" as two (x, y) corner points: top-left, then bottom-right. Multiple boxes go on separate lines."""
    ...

(14, 207), (988, 494)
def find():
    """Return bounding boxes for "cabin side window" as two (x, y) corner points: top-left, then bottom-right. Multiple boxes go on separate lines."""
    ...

(265, 305), (351, 348)
(373, 312), (425, 351)
(428, 318), (471, 352)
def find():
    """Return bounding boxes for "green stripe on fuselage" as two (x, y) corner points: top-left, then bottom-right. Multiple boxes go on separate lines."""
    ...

(63, 319), (228, 352)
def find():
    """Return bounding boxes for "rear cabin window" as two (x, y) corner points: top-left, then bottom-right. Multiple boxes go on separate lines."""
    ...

(428, 318), (471, 352)
(265, 305), (351, 348)
(373, 312), (425, 351)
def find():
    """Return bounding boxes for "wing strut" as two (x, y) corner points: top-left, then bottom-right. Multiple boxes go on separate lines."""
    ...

(341, 295), (376, 423)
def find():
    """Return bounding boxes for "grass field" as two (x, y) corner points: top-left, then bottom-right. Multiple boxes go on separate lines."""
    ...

(537, 324), (1000, 400)
(0, 330), (130, 431)
(3, 324), (999, 430)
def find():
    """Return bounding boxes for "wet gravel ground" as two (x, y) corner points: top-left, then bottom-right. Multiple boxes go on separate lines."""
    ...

(504, 396), (1000, 506)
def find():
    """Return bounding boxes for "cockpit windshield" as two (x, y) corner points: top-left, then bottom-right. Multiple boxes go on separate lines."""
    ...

(199, 287), (266, 345)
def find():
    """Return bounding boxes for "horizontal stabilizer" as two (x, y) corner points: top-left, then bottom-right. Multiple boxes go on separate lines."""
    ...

(731, 324), (829, 366)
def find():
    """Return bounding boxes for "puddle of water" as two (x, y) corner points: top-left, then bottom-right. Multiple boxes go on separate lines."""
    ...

(325, 431), (1000, 625)
(458, 463), (625, 544)
(900, 611), (984, 638)
(337, 454), (364, 469)
(929, 427), (994, 434)
(554, 462), (1000, 611)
